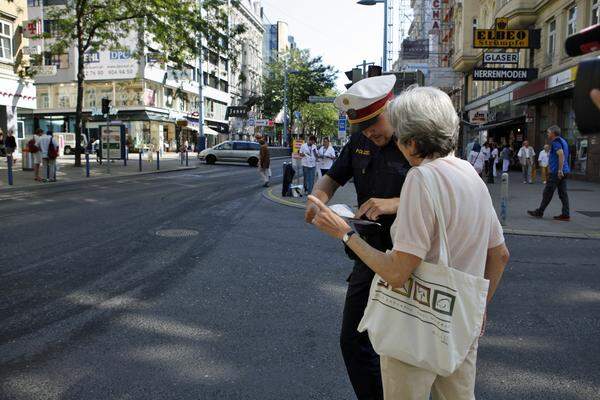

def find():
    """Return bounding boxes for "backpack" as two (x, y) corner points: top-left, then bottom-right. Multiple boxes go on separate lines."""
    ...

(28, 138), (39, 153)
(48, 139), (59, 159)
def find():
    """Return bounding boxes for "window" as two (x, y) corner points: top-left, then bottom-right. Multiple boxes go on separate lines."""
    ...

(44, 52), (69, 69)
(593, 0), (600, 25)
(217, 142), (232, 150)
(547, 18), (556, 62)
(0, 20), (12, 61)
(567, 5), (577, 37)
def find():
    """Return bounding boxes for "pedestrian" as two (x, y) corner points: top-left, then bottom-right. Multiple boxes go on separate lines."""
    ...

(318, 137), (336, 176)
(517, 140), (535, 183)
(5, 129), (17, 165)
(465, 138), (477, 160)
(31, 129), (43, 181)
(528, 126), (571, 221)
(299, 135), (318, 194)
(0, 129), (5, 157)
(258, 135), (271, 187)
(482, 140), (493, 183)
(468, 141), (485, 176)
(538, 144), (550, 184)
(491, 143), (499, 179)
(500, 145), (511, 173)
(305, 75), (409, 400)
(308, 86), (509, 400)
(39, 131), (59, 182)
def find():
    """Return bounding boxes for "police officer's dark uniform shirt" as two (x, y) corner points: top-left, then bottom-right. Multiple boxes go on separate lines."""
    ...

(327, 131), (409, 281)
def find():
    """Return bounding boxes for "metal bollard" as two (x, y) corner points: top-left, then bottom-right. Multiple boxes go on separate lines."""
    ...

(7, 155), (13, 185)
(139, 151), (142, 172)
(185, 150), (189, 167)
(156, 151), (160, 170)
(124, 147), (128, 167)
(500, 172), (509, 226)
(85, 152), (90, 177)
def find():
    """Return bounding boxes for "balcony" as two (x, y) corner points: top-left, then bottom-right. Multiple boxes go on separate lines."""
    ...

(495, 0), (540, 28)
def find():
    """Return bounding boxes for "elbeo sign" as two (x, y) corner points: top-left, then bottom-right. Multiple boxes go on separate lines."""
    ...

(483, 52), (519, 65)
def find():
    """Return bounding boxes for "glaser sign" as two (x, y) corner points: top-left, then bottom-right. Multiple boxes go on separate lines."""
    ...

(483, 52), (519, 65)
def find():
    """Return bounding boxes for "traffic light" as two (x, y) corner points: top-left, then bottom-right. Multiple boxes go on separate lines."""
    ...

(101, 98), (111, 115)
(344, 68), (363, 89)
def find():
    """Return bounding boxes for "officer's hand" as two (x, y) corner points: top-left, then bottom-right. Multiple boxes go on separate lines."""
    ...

(355, 198), (400, 221)
(305, 199), (320, 223)
(308, 195), (352, 240)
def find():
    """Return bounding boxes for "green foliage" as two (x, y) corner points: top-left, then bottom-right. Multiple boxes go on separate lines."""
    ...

(299, 88), (339, 138)
(261, 48), (337, 122)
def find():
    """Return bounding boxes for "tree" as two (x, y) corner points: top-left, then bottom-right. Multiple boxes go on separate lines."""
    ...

(39, 0), (243, 166)
(299, 89), (339, 138)
(261, 48), (337, 128)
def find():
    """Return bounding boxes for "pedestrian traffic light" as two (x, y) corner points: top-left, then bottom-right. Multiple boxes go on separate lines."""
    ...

(367, 65), (382, 77)
(101, 98), (111, 115)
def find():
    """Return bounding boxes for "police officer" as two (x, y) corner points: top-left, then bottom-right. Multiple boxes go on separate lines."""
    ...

(305, 75), (409, 400)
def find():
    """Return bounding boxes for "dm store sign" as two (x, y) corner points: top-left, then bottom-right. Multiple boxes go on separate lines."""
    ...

(84, 49), (139, 80)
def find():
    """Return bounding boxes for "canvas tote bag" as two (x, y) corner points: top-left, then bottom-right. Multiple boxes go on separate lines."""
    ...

(357, 164), (489, 377)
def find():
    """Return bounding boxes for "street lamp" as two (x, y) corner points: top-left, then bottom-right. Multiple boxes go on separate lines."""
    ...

(357, 0), (389, 71)
(283, 67), (301, 147)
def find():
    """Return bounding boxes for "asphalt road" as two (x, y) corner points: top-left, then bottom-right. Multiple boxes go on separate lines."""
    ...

(1, 160), (599, 400)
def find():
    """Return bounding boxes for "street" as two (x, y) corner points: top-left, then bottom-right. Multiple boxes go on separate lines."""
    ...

(0, 162), (598, 399)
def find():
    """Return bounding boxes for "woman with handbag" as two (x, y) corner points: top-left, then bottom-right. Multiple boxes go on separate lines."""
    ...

(308, 86), (510, 400)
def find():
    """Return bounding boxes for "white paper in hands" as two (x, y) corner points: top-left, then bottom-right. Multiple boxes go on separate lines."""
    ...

(329, 204), (381, 227)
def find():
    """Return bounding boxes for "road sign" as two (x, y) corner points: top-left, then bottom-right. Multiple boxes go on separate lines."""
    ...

(338, 116), (347, 140)
(247, 118), (256, 126)
(254, 119), (273, 127)
(308, 96), (336, 103)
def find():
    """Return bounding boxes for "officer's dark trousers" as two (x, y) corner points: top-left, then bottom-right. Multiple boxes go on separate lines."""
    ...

(340, 263), (383, 400)
(539, 173), (570, 216)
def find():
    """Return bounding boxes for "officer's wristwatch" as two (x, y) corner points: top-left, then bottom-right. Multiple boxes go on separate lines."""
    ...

(342, 230), (356, 244)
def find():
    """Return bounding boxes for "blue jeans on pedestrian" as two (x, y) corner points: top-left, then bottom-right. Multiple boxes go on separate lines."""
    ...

(303, 166), (316, 194)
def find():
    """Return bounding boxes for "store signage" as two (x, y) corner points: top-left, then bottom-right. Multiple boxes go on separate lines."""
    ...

(402, 39), (430, 60)
(22, 46), (41, 55)
(473, 68), (538, 81)
(469, 109), (488, 125)
(30, 65), (57, 77)
(22, 19), (42, 38)
(473, 19), (540, 49)
(483, 52), (519, 65)
(83, 34), (139, 80)
(225, 106), (248, 119)
(547, 66), (577, 89)
(254, 119), (273, 127)
(430, 0), (441, 34)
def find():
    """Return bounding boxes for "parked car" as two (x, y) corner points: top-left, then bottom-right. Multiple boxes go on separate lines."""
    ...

(198, 140), (261, 167)
(61, 132), (88, 155)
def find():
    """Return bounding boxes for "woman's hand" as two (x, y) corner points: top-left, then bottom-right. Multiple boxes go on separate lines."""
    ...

(307, 195), (352, 240)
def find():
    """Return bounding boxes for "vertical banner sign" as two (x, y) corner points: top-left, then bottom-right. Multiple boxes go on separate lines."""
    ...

(338, 115), (347, 140)
(431, 0), (441, 34)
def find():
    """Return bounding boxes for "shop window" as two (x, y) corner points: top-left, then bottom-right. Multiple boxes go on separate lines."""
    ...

(115, 81), (143, 107)
(0, 20), (12, 61)
(593, 0), (600, 25)
(566, 5), (577, 37)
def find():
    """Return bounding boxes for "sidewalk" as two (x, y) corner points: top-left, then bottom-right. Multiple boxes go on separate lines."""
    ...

(264, 172), (600, 239)
(0, 152), (197, 190)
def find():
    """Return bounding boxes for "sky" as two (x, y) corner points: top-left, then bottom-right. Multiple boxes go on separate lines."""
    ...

(261, 0), (401, 92)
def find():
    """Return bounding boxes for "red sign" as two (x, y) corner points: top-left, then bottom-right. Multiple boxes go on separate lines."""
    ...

(23, 19), (42, 38)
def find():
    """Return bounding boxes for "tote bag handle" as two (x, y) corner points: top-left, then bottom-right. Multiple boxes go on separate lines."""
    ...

(417, 165), (452, 269)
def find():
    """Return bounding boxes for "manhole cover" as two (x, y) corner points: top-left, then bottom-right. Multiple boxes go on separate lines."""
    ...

(576, 211), (600, 218)
(155, 229), (199, 238)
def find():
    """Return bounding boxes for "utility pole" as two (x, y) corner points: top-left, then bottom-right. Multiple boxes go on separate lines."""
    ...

(283, 58), (289, 147)
(197, 0), (205, 146)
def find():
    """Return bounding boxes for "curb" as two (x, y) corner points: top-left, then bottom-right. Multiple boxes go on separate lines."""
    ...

(0, 165), (198, 192)
(264, 186), (600, 240)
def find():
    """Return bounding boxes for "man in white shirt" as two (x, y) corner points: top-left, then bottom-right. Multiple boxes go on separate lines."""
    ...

(538, 144), (550, 184)
(318, 137), (337, 176)
(38, 132), (59, 182)
(517, 141), (535, 184)
(300, 135), (318, 194)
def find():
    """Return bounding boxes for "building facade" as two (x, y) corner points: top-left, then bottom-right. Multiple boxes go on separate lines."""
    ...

(451, 0), (600, 181)
(0, 0), (36, 151)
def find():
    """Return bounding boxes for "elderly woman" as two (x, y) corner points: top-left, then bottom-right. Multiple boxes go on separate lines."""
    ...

(309, 86), (510, 400)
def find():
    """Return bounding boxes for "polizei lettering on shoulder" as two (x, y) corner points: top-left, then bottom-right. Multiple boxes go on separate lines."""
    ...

(472, 68), (538, 82)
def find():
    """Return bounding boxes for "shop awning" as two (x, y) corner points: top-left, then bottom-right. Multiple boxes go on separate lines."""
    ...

(183, 124), (219, 136)
(474, 116), (525, 131)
